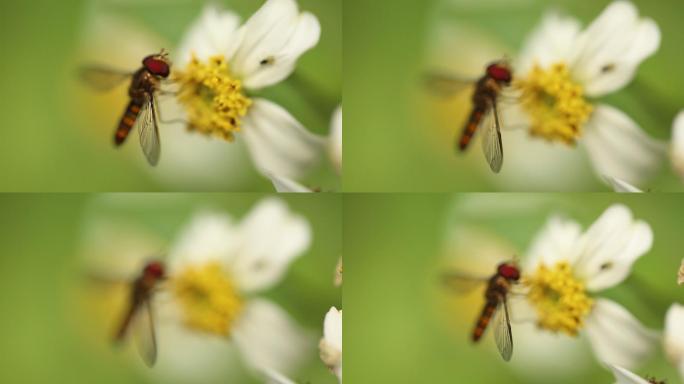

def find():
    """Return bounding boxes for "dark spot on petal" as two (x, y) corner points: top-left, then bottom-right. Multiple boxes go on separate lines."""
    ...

(260, 56), (275, 66)
(252, 260), (267, 271)
(600, 262), (613, 271)
(601, 63), (616, 73)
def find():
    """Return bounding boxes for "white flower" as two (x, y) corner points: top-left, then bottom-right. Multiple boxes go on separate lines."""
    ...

(175, 0), (326, 180)
(268, 105), (342, 192)
(605, 176), (643, 193)
(320, 307), (342, 382)
(269, 173), (315, 193)
(77, 11), (256, 189)
(509, 1), (665, 187)
(519, 204), (658, 369)
(153, 198), (313, 382)
(665, 304), (684, 381)
(609, 365), (652, 384)
(671, 111), (684, 180)
(262, 368), (297, 384)
(329, 106), (343, 175)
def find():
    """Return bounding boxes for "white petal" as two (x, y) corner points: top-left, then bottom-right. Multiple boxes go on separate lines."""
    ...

(517, 11), (582, 74)
(167, 211), (238, 272)
(329, 106), (343, 174)
(319, 307), (342, 382)
(664, 304), (684, 367)
(572, 204), (652, 291)
(321, 307), (342, 381)
(323, 307), (342, 352)
(176, 4), (243, 67)
(153, 322), (242, 382)
(610, 365), (651, 384)
(583, 105), (666, 187)
(231, 198), (311, 292)
(267, 173), (313, 193)
(570, 1), (660, 96)
(487, 121), (596, 191)
(80, 12), (167, 70)
(584, 299), (659, 369)
(233, 299), (312, 375)
(147, 98), (253, 189)
(262, 368), (297, 384)
(604, 176), (643, 193)
(525, 215), (582, 269)
(242, 98), (326, 179)
(232, 0), (321, 89)
(670, 111), (684, 179)
(678, 259), (684, 285)
(80, 217), (165, 279)
(509, 321), (592, 379)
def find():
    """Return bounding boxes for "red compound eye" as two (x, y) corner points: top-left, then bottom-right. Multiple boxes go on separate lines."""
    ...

(486, 63), (512, 83)
(144, 261), (165, 278)
(497, 263), (520, 280)
(143, 56), (170, 78)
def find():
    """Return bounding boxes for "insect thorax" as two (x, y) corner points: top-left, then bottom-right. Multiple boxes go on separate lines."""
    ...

(129, 69), (160, 99)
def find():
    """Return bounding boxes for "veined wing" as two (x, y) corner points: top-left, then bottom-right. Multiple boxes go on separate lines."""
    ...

(79, 66), (131, 91)
(493, 296), (513, 361)
(136, 94), (161, 166)
(441, 271), (488, 293)
(132, 299), (158, 367)
(424, 71), (474, 97)
(480, 98), (504, 173)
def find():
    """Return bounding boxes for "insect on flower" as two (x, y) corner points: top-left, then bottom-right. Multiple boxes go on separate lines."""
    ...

(110, 260), (166, 366)
(80, 50), (172, 165)
(442, 260), (521, 361)
(425, 60), (514, 173)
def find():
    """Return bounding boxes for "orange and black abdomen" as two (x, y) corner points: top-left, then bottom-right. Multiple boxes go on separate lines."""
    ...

(472, 300), (498, 341)
(114, 100), (143, 145)
(459, 107), (485, 151)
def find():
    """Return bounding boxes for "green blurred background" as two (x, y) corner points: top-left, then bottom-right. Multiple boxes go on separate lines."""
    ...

(344, 0), (684, 192)
(0, 0), (341, 192)
(0, 193), (341, 383)
(345, 193), (684, 383)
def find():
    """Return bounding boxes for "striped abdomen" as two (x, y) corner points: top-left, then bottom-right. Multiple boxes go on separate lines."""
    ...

(458, 107), (486, 151)
(472, 300), (498, 342)
(114, 100), (143, 145)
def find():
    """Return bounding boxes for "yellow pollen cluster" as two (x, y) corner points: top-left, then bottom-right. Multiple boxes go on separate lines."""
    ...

(171, 261), (243, 336)
(516, 62), (593, 145)
(523, 261), (593, 336)
(173, 55), (252, 141)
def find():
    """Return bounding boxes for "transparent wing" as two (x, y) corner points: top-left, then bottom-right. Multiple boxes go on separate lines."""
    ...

(79, 66), (131, 91)
(423, 72), (474, 97)
(84, 270), (129, 287)
(493, 296), (513, 361)
(136, 95), (161, 166)
(480, 99), (504, 173)
(132, 299), (158, 367)
(441, 271), (488, 294)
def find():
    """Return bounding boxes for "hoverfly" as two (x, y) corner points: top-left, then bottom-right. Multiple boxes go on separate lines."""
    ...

(112, 260), (166, 366)
(442, 260), (521, 361)
(425, 60), (514, 173)
(80, 50), (171, 165)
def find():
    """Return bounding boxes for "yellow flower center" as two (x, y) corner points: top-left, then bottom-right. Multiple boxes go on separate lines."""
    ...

(516, 62), (593, 145)
(523, 261), (593, 336)
(173, 54), (252, 141)
(171, 261), (243, 336)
